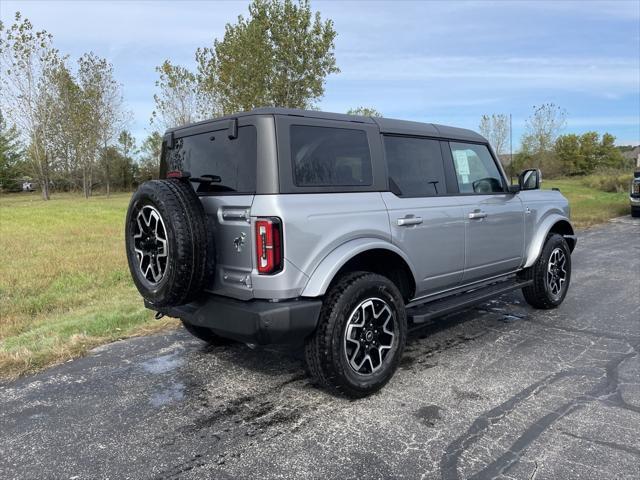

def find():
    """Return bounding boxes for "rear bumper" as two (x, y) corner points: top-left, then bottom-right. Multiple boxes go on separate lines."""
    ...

(629, 195), (640, 207)
(147, 295), (322, 345)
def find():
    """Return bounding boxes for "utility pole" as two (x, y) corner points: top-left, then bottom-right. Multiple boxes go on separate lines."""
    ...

(510, 113), (513, 182)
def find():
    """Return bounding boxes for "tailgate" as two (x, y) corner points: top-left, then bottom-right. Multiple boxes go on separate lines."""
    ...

(201, 195), (255, 300)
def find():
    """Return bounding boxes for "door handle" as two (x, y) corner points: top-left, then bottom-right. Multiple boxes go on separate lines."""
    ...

(468, 211), (487, 220)
(397, 216), (423, 226)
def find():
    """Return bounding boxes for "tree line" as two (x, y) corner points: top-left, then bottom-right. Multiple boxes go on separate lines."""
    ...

(0, 13), (163, 197)
(1, 1), (635, 198)
(478, 104), (633, 179)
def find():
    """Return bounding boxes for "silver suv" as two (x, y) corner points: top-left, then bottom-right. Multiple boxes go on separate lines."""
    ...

(125, 108), (576, 397)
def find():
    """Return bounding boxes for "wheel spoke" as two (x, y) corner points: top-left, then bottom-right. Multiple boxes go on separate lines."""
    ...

(133, 205), (169, 284)
(546, 247), (568, 299)
(344, 298), (396, 375)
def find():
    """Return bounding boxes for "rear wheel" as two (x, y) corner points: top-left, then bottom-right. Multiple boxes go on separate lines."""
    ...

(304, 272), (407, 398)
(631, 206), (640, 218)
(521, 234), (571, 309)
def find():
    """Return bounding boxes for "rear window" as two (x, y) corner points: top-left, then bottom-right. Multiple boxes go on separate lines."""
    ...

(290, 125), (372, 187)
(384, 136), (446, 196)
(165, 125), (257, 194)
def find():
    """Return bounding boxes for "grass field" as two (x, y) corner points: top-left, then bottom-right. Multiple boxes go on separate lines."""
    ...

(543, 178), (630, 228)
(0, 192), (177, 379)
(0, 177), (631, 378)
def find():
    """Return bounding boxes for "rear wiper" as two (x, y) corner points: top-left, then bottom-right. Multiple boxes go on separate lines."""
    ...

(189, 174), (222, 184)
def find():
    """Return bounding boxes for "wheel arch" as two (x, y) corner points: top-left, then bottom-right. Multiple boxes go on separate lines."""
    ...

(524, 215), (576, 269)
(301, 239), (417, 301)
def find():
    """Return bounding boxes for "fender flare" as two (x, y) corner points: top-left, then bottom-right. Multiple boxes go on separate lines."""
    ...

(300, 238), (417, 297)
(523, 214), (576, 269)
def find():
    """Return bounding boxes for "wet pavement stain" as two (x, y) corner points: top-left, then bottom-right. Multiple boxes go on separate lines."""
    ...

(1, 222), (639, 480)
(150, 382), (185, 407)
(453, 387), (483, 401)
(415, 405), (443, 427)
(141, 353), (184, 374)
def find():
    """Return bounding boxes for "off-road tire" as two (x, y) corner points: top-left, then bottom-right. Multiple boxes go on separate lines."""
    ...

(304, 272), (407, 398)
(182, 320), (234, 346)
(520, 234), (571, 309)
(125, 179), (211, 307)
(631, 206), (640, 218)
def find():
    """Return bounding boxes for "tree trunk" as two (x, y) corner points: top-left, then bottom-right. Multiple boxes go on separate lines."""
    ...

(83, 168), (89, 199)
(104, 141), (111, 197)
(88, 164), (93, 197)
(40, 153), (51, 200)
(41, 180), (49, 201)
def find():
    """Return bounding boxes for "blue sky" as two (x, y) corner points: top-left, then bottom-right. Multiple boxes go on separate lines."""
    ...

(2, 0), (639, 148)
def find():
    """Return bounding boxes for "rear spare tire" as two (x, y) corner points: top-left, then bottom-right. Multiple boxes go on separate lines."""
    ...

(125, 179), (211, 307)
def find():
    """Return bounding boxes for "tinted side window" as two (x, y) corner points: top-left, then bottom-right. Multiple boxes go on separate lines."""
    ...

(384, 136), (446, 196)
(290, 125), (372, 187)
(167, 125), (257, 194)
(449, 142), (504, 193)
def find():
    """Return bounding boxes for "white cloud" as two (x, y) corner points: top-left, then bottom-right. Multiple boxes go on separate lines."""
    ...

(567, 116), (640, 127)
(334, 54), (639, 93)
(2, 0), (637, 147)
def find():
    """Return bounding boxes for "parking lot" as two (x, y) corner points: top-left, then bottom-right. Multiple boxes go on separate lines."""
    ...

(1, 220), (638, 480)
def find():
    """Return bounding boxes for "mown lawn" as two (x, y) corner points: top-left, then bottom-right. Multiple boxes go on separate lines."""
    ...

(543, 178), (630, 228)
(0, 192), (177, 379)
(0, 177), (630, 378)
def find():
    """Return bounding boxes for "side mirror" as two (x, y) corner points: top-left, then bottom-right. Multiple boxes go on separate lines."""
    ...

(518, 168), (542, 191)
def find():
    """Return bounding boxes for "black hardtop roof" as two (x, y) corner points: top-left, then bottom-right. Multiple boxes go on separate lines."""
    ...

(166, 107), (486, 143)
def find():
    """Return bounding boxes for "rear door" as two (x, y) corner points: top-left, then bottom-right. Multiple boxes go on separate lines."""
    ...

(446, 141), (525, 282)
(163, 117), (258, 299)
(381, 136), (465, 297)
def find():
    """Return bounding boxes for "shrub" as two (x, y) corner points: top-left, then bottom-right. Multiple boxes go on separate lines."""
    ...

(581, 170), (633, 193)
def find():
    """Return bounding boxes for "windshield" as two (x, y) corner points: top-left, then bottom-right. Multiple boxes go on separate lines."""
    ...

(162, 125), (257, 194)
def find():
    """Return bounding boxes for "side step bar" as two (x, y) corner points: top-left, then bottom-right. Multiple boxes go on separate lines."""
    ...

(407, 278), (532, 324)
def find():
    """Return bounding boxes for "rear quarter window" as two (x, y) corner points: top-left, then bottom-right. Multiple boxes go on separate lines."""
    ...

(290, 125), (373, 187)
(165, 125), (257, 195)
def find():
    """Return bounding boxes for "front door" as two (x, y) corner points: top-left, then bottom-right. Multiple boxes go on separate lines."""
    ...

(447, 141), (525, 282)
(381, 136), (465, 297)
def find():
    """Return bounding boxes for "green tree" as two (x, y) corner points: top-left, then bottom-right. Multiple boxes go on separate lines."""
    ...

(0, 110), (24, 191)
(47, 61), (86, 191)
(553, 131), (627, 175)
(201, 0), (339, 113)
(137, 131), (163, 181)
(518, 103), (567, 176)
(598, 133), (626, 169)
(116, 130), (136, 190)
(151, 60), (200, 129)
(153, 0), (339, 124)
(554, 133), (582, 175)
(0, 12), (62, 199)
(346, 107), (382, 117)
(78, 52), (126, 197)
(478, 114), (509, 156)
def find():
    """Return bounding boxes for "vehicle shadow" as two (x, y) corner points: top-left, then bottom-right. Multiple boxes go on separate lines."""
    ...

(186, 291), (528, 383)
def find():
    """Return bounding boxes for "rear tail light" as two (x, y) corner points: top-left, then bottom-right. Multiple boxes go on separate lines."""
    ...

(255, 218), (283, 274)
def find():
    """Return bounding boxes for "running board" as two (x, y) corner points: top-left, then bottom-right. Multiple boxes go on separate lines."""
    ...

(407, 279), (532, 324)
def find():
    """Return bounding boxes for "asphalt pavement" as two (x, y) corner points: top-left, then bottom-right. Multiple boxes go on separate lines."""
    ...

(1, 219), (638, 480)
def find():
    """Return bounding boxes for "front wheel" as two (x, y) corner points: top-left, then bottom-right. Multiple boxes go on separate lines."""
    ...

(304, 272), (407, 398)
(521, 234), (572, 309)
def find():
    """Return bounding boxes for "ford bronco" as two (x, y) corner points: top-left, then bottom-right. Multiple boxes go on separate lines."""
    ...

(125, 108), (576, 397)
